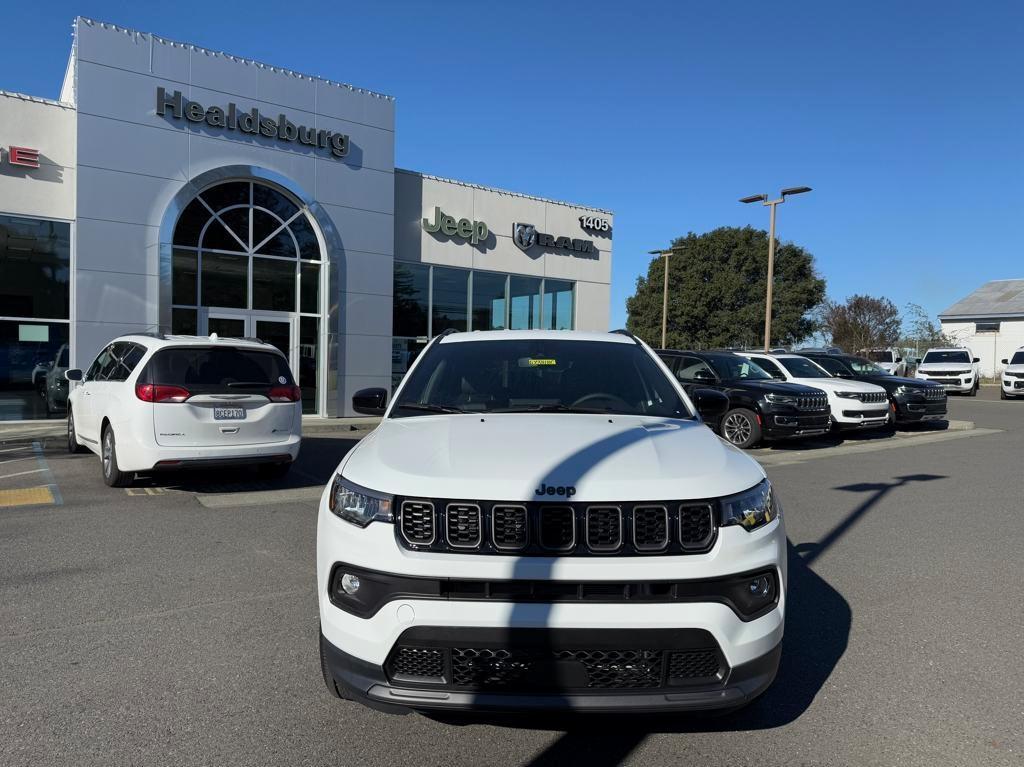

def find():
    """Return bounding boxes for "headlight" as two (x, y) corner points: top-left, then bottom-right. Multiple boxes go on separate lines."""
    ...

(835, 390), (860, 399)
(894, 385), (922, 397)
(764, 393), (796, 405)
(328, 476), (394, 527)
(720, 479), (780, 532)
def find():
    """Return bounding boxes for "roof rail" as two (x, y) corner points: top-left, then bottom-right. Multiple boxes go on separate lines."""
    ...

(437, 328), (460, 338)
(610, 328), (640, 344)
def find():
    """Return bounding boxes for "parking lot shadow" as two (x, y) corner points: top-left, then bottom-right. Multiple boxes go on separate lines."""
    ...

(130, 434), (365, 493)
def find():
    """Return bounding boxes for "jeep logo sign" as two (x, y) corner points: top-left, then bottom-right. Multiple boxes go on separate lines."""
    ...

(422, 206), (488, 245)
(535, 483), (577, 498)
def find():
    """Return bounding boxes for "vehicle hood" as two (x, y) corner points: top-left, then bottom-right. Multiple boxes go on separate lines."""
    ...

(1003, 364), (1024, 375)
(852, 374), (935, 391)
(788, 377), (886, 394)
(917, 363), (973, 373)
(339, 413), (765, 502)
(721, 379), (825, 396)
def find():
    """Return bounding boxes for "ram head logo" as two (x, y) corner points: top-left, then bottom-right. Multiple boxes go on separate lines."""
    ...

(513, 222), (537, 251)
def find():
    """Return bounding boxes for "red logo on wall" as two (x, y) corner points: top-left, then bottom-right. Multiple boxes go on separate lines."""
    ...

(2, 146), (40, 168)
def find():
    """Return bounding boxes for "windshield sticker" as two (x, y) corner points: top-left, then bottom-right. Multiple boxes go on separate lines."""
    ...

(526, 358), (557, 367)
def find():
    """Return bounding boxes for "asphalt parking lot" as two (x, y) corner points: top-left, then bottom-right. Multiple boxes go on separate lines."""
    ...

(1, 387), (1022, 767)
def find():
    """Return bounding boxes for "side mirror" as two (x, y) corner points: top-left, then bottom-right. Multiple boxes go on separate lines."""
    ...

(352, 387), (387, 416)
(972, 357), (980, 363)
(834, 370), (853, 378)
(692, 388), (729, 421)
(65, 369), (83, 382)
(693, 369), (716, 383)
(1001, 358), (1009, 365)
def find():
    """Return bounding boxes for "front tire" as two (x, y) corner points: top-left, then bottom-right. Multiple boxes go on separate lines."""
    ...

(967, 383), (978, 397)
(720, 408), (762, 449)
(67, 410), (87, 454)
(101, 427), (133, 488)
(1001, 388), (1007, 400)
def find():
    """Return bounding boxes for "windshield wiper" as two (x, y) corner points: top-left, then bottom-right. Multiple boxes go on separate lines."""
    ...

(395, 403), (468, 414)
(494, 404), (610, 414)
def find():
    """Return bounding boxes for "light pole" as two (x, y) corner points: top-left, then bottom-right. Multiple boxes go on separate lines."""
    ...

(739, 186), (812, 352)
(648, 246), (685, 348)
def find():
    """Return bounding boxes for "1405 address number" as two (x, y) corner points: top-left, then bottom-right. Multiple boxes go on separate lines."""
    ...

(579, 215), (611, 233)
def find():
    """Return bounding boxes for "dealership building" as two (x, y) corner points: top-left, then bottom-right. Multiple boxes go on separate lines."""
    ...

(0, 18), (612, 420)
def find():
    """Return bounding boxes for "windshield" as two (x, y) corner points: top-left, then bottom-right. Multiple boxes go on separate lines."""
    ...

(847, 357), (888, 375)
(922, 350), (970, 364)
(778, 357), (831, 378)
(705, 353), (773, 381)
(811, 356), (854, 376)
(392, 339), (690, 418)
(865, 350), (892, 362)
(1009, 352), (1024, 365)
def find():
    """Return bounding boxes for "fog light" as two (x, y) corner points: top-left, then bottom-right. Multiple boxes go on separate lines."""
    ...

(749, 576), (771, 598)
(340, 573), (361, 595)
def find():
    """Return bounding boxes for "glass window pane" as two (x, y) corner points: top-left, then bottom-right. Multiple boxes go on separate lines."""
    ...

(290, 215), (320, 260)
(172, 308), (197, 334)
(255, 227), (296, 258)
(252, 258), (296, 311)
(173, 198), (208, 247)
(301, 262), (320, 313)
(543, 280), (574, 330)
(208, 317), (245, 337)
(201, 216), (246, 252)
(201, 182), (250, 213)
(0, 320), (69, 420)
(392, 262), (429, 338)
(509, 276), (541, 330)
(392, 337), (426, 392)
(252, 209), (285, 252)
(253, 184), (299, 222)
(431, 267), (468, 334)
(471, 271), (507, 331)
(201, 252), (248, 308)
(172, 249), (197, 306)
(300, 316), (319, 414)
(0, 215), (71, 319)
(218, 207), (249, 249)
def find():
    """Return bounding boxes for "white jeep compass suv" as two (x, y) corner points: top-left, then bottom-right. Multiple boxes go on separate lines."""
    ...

(317, 330), (786, 714)
(1000, 347), (1024, 400)
(914, 347), (980, 396)
(740, 352), (890, 430)
(66, 334), (302, 487)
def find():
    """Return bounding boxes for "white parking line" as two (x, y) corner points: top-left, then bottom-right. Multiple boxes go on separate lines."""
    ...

(0, 455), (34, 465)
(0, 468), (47, 481)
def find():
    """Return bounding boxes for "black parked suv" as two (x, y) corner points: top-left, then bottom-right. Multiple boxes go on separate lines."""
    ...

(658, 350), (830, 448)
(800, 352), (947, 426)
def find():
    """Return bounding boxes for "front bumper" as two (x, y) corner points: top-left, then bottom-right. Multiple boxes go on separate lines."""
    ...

(317, 493), (787, 713)
(894, 399), (948, 423)
(832, 404), (889, 428)
(917, 375), (974, 392)
(321, 630), (781, 714)
(761, 408), (830, 439)
(1002, 378), (1024, 396)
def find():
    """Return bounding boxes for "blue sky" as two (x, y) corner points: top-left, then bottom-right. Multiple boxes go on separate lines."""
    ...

(4, 1), (1022, 329)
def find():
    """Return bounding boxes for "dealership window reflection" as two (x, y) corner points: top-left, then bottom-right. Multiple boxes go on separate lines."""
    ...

(0, 215), (71, 421)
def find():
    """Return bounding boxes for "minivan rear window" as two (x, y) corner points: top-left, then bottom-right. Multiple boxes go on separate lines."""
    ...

(141, 346), (293, 393)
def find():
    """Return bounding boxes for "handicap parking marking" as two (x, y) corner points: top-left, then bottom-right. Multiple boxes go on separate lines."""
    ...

(124, 487), (168, 497)
(0, 485), (55, 508)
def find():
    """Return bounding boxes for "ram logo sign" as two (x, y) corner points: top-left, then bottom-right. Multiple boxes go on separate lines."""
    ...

(513, 223), (594, 257)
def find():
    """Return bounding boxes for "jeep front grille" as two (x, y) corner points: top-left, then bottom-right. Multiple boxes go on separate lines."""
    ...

(857, 391), (887, 404)
(923, 387), (946, 400)
(796, 394), (828, 411)
(395, 498), (718, 556)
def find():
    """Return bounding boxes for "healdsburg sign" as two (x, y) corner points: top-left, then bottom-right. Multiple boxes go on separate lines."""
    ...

(156, 87), (349, 158)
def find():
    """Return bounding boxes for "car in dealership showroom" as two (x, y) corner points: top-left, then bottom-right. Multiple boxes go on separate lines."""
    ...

(799, 351), (947, 425)
(657, 348), (830, 448)
(317, 330), (786, 714)
(739, 352), (891, 431)
(1000, 347), (1024, 399)
(914, 347), (981, 395)
(65, 333), (302, 487)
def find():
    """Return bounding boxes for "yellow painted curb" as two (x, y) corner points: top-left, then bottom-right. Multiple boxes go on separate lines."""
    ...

(0, 486), (55, 508)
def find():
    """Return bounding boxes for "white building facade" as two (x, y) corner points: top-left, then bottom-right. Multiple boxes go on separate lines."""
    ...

(939, 279), (1024, 377)
(0, 18), (612, 420)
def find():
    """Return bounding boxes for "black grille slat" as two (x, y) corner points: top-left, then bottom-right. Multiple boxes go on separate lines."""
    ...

(539, 507), (575, 551)
(633, 506), (669, 551)
(450, 647), (664, 690)
(796, 394), (828, 411)
(445, 503), (482, 548)
(678, 504), (714, 549)
(585, 507), (622, 552)
(667, 649), (721, 681)
(492, 505), (528, 550)
(400, 501), (435, 545)
(390, 647), (444, 680)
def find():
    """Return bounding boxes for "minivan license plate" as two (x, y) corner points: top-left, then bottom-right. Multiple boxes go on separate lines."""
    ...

(214, 407), (246, 420)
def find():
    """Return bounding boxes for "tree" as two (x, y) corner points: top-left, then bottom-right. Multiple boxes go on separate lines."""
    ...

(816, 294), (901, 353)
(898, 303), (953, 355)
(625, 226), (825, 349)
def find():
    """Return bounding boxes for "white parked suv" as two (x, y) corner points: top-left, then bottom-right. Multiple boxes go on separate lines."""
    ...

(1000, 347), (1024, 400)
(914, 347), (980, 396)
(862, 348), (906, 377)
(740, 352), (890, 430)
(317, 330), (786, 714)
(66, 334), (302, 487)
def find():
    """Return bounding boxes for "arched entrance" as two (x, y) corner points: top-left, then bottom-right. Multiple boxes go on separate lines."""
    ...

(168, 179), (325, 414)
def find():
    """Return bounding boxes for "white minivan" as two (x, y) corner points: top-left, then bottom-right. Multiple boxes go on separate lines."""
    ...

(66, 334), (302, 486)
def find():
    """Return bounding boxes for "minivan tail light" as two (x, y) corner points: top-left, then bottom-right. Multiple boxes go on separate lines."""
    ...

(135, 383), (191, 403)
(268, 384), (301, 403)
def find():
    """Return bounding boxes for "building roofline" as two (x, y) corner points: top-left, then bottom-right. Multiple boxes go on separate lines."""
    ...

(939, 312), (1024, 320)
(75, 17), (395, 102)
(0, 90), (75, 110)
(396, 168), (613, 216)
